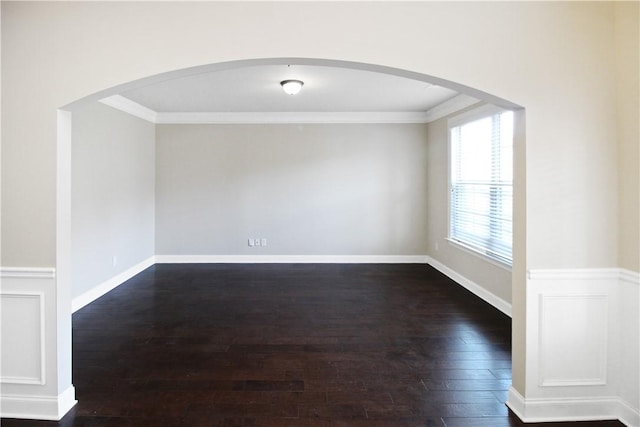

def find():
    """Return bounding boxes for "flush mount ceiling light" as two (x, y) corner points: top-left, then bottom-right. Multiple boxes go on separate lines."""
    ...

(280, 79), (304, 95)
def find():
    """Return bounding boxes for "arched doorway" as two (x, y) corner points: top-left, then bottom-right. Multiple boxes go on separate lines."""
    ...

(57, 57), (524, 421)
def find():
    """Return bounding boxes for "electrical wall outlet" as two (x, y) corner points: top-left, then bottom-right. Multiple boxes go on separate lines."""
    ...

(248, 238), (267, 247)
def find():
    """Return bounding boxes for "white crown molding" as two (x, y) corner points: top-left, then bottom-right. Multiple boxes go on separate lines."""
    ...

(99, 95), (157, 123)
(154, 111), (434, 124)
(99, 95), (477, 125)
(0, 267), (56, 279)
(423, 94), (480, 123)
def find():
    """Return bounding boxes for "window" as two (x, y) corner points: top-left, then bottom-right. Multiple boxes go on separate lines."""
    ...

(449, 106), (514, 265)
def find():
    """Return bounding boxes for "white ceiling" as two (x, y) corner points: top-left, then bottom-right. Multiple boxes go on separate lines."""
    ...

(102, 63), (480, 124)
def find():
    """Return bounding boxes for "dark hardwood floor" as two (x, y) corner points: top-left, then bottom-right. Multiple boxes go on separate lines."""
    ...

(2, 264), (624, 427)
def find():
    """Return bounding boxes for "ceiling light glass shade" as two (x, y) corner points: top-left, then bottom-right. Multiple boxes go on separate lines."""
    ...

(281, 79), (304, 95)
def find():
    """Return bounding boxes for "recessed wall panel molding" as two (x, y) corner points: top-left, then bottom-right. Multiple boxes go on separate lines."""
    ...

(0, 267), (74, 421)
(0, 267), (53, 387)
(0, 291), (46, 385)
(538, 293), (608, 387)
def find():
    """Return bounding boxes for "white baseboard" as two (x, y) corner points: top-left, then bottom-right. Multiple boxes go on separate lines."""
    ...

(71, 256), (155, 313)
(425, 256), (512, 317)
(0, 385), (76, 421)
(154, 254), (429, 264)
(506, 386), (639, 426)
(618, 398), (640, 427)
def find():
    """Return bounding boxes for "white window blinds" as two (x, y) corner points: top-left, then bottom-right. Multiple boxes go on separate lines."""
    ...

(449, 108), (513, 265)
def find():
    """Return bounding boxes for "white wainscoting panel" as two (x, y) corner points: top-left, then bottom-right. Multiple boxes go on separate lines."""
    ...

(0, 267), (77, 420)
(507, 268), (640, 427)
(0, 292), (46, 385)
(538, 294), (608, 387)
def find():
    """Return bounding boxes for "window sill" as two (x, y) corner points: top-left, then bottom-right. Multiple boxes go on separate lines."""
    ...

(445, 238), (512, 272)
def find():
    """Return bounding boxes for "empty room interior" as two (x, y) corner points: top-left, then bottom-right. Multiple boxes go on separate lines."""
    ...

(1, 2), (638, 427)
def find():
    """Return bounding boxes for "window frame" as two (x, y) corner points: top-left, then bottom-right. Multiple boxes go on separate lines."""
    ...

(447, 104), (514, 269)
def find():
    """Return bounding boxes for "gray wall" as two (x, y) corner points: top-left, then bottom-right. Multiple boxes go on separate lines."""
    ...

(155, 123), (429, 256)
(71, 102), (155, 299)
